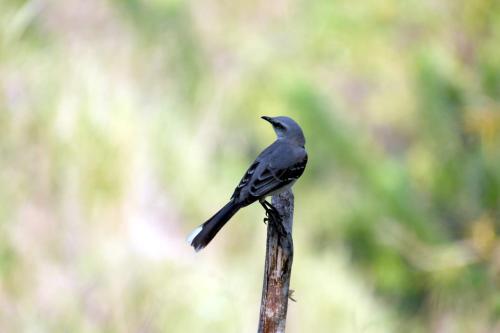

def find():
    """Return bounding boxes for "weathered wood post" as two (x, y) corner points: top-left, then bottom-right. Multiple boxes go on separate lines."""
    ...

(258, 189), (295, 333)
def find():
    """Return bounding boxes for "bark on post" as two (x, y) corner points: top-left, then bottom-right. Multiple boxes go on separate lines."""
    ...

(258, 189), (294, 333)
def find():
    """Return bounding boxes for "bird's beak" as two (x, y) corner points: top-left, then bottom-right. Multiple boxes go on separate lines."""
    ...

(261, 116), (274, 124)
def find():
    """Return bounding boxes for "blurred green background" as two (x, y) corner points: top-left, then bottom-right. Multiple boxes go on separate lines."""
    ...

(1, 0), (499, 332)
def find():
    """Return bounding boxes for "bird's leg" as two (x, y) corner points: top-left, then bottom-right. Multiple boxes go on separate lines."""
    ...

(267, 201), (287, 236)
(259, 200), (271, 224)
(259, 199), (277, 221)
(259, 199), (283, 231)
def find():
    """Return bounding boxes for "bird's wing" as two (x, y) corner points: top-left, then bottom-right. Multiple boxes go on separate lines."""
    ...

(248, 152), (307, 197)
(231, 142), (307, 203)
(230, 141), (280, 201)
(231, 160), (260, 200)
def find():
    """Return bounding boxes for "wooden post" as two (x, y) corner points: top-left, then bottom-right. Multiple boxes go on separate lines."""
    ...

(258, 189), (294, 333)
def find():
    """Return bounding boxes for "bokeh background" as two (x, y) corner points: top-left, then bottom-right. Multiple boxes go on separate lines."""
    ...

(1, 0), (500, 332)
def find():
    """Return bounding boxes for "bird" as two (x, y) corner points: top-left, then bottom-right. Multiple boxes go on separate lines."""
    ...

(187, 116), (308, 252)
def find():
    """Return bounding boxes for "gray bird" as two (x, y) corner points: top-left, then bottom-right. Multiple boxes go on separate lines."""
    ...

(187, 116), (308, 252)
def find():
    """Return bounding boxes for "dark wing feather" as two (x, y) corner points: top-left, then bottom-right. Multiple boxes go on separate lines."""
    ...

(248, 153), (308, 198)
(231, 160), (259, 200)
(248, 167), (283, 197)
(278, 154), (308, 182)
(231, 142), (308, 204)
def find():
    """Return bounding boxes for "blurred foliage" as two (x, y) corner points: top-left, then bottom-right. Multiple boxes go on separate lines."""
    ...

(0, 0), (499, 332)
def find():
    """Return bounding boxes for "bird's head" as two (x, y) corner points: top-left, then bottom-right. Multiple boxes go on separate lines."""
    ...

(261, 116), (305, 147)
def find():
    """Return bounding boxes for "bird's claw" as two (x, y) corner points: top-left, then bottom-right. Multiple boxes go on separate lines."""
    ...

(265, 206), (280, 224)
(260, 199), (287, 235)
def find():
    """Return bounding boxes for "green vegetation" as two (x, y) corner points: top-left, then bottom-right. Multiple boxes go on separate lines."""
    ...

(0, 0), (499, 332)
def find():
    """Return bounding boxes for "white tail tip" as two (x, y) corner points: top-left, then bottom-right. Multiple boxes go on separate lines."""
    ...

(186, 226), (203, 246)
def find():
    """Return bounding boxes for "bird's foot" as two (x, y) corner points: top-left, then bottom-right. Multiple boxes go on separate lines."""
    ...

(260, 199), (280, 221)
(260, 199), (285, 235)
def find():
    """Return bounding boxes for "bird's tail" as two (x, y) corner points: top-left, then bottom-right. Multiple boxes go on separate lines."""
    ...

(187, 201), (240, 252)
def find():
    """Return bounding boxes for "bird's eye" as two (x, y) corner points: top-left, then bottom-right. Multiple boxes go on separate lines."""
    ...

(275, 123), (285, 130)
